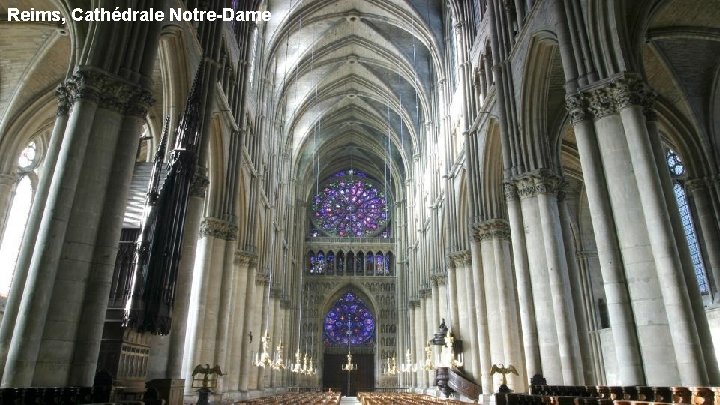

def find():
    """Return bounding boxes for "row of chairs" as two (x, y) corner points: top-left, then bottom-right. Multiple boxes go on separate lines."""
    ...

(530, 385), (720, 404)
(357, 392), (466, 404)
(0, 386), (107, 404)
(235, 390), (341, 404)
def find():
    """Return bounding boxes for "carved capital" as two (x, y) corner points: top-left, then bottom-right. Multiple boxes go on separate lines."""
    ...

(587, 86), (617, 119)
(565, 93), (589, 124)
(200, 217), (238, 240)
(503, 181), (518, 201)
(56, 84), (71, 116)
(515, 175), (537, 199)
(534, 170), (561, 195)
(66, 67), (154, 115)
(613, 75), (647, 110)
(235, 250), (258, 266)
(189, 169), (210, 197)
(473, 219), (510, 242)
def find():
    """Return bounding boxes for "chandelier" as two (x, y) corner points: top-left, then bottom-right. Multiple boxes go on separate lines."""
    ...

(383, 354), (399, 375)
(401, 349), (418, 373)
(254, 330), (273, 367)
(342, 351), (358, 371)
(439, 330), (463, 369)
(422, 343), (435, 371)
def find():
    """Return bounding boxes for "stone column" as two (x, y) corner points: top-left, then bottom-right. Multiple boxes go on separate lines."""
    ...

(226, 252), (252, 392)
(590, 85), (680, 385)
(0, 174), (17, 248)
(469, 239), (492, 393)
(504, 183), (540, 378)
(479, 234), (501, 391)
(2, 68), (144, 386)
(424, 292), (434, 390)
(478, 219), (525, 391)
(69, 93), (153, 386)
(214, 237), (240, 394)
(0, 86), (70, 381)
(616, 78), (708, 385)
(565, 92), (643, 385)
(535, 172), (584, 384)
(459, 252), (480, 382)
(516, 177), (562, 384)
(239, 263), (259, 393)
(446, 264), (461, 337)
(166, 172), (208, 379)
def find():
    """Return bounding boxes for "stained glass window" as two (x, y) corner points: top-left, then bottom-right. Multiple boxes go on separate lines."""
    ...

(323, 291), (375, 345)
(666, 149), (709, 294)
(311, 170), (389, 238)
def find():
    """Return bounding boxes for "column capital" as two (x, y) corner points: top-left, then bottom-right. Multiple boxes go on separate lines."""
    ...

(56, 84), (72, 116)
(565, 92), (590, 124)
(66, 66), (155, 115)
(503, 181), (519, 201)
(587, 86), (617, 119)
(472, 219), (510, 242)
(449, 250), (471, 267)
(189, 169), (210, 197)
(235, 250), (258, 267)
(200, 217), (238, 240)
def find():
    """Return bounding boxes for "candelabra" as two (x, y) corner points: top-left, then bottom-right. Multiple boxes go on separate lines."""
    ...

(383, 354), (399, 375)
(422, 343), (435, 371)
(254, 330), (273, 367)
(342, 351), (358, 371)
(440, 330), (463, 369)
(401, 349), (418, 373)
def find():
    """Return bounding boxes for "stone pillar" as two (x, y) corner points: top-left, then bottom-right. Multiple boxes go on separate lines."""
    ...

(2, 67), (155, 387)
(0, 85), (70, 382)
(0, 174), (17, 249)
(479, 234), (502, 390)
(68, 93), (153, 386)
(166, 171), (208, 379)
(459, 252), (480, 382)
(424, 293), (434, 390)
(446, 264), (460, 337)
(239, 262), (259, 393)
(616, 78), (708, 385)
(226, 252), (252, 392)
(590, 84), (680, 385)
(469, 239), (492, 393)
(565, 92), (644, 385)
(535, 172), (584, 384)
(516, 177), (562, 384)
(504, 183), (540, 379)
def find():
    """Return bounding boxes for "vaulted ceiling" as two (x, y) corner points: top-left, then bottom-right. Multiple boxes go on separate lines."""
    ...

(262, 0), (447, 194)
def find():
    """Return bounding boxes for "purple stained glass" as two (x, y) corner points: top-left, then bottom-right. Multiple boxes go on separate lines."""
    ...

(311, 171), (389, 237)
(323, 291), (375, 346)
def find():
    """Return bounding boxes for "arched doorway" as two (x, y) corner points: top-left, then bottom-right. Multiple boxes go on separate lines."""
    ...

(321, 290), (376, 395)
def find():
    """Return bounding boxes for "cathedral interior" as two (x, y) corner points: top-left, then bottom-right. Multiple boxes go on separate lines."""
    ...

(0, 0), (720, 403)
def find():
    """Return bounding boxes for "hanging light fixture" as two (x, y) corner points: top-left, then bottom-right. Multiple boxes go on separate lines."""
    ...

(439, 329), (463, 369)
(383, 353), (399, 376)
(401, 349), (418, 373)
(254, 330), (273, 368)
(422, 343), (435, 371)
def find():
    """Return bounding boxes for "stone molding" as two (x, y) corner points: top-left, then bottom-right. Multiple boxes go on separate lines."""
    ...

(189, 169), (210, 197)
(448, 250), (471, 268)
(503, 181), (519, 201)
(473, 219), (510, 242)
(235, 250), (258, 267)
(199, 217), (238, 240)
(56, 85), (71, 116)
(509, 169), (562, 199)
(65, 67), (154, 116)
(566, 74), (656, 123)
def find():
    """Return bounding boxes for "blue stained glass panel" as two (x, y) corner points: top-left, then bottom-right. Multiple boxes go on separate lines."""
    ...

(311, 171), (389, 237)
(323, 291), (375, 345)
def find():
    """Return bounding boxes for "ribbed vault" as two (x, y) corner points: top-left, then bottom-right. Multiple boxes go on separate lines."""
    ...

(261, 0), (445, 199)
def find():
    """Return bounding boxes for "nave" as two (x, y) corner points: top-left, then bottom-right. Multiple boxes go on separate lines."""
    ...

(0, 0), (719, 404)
